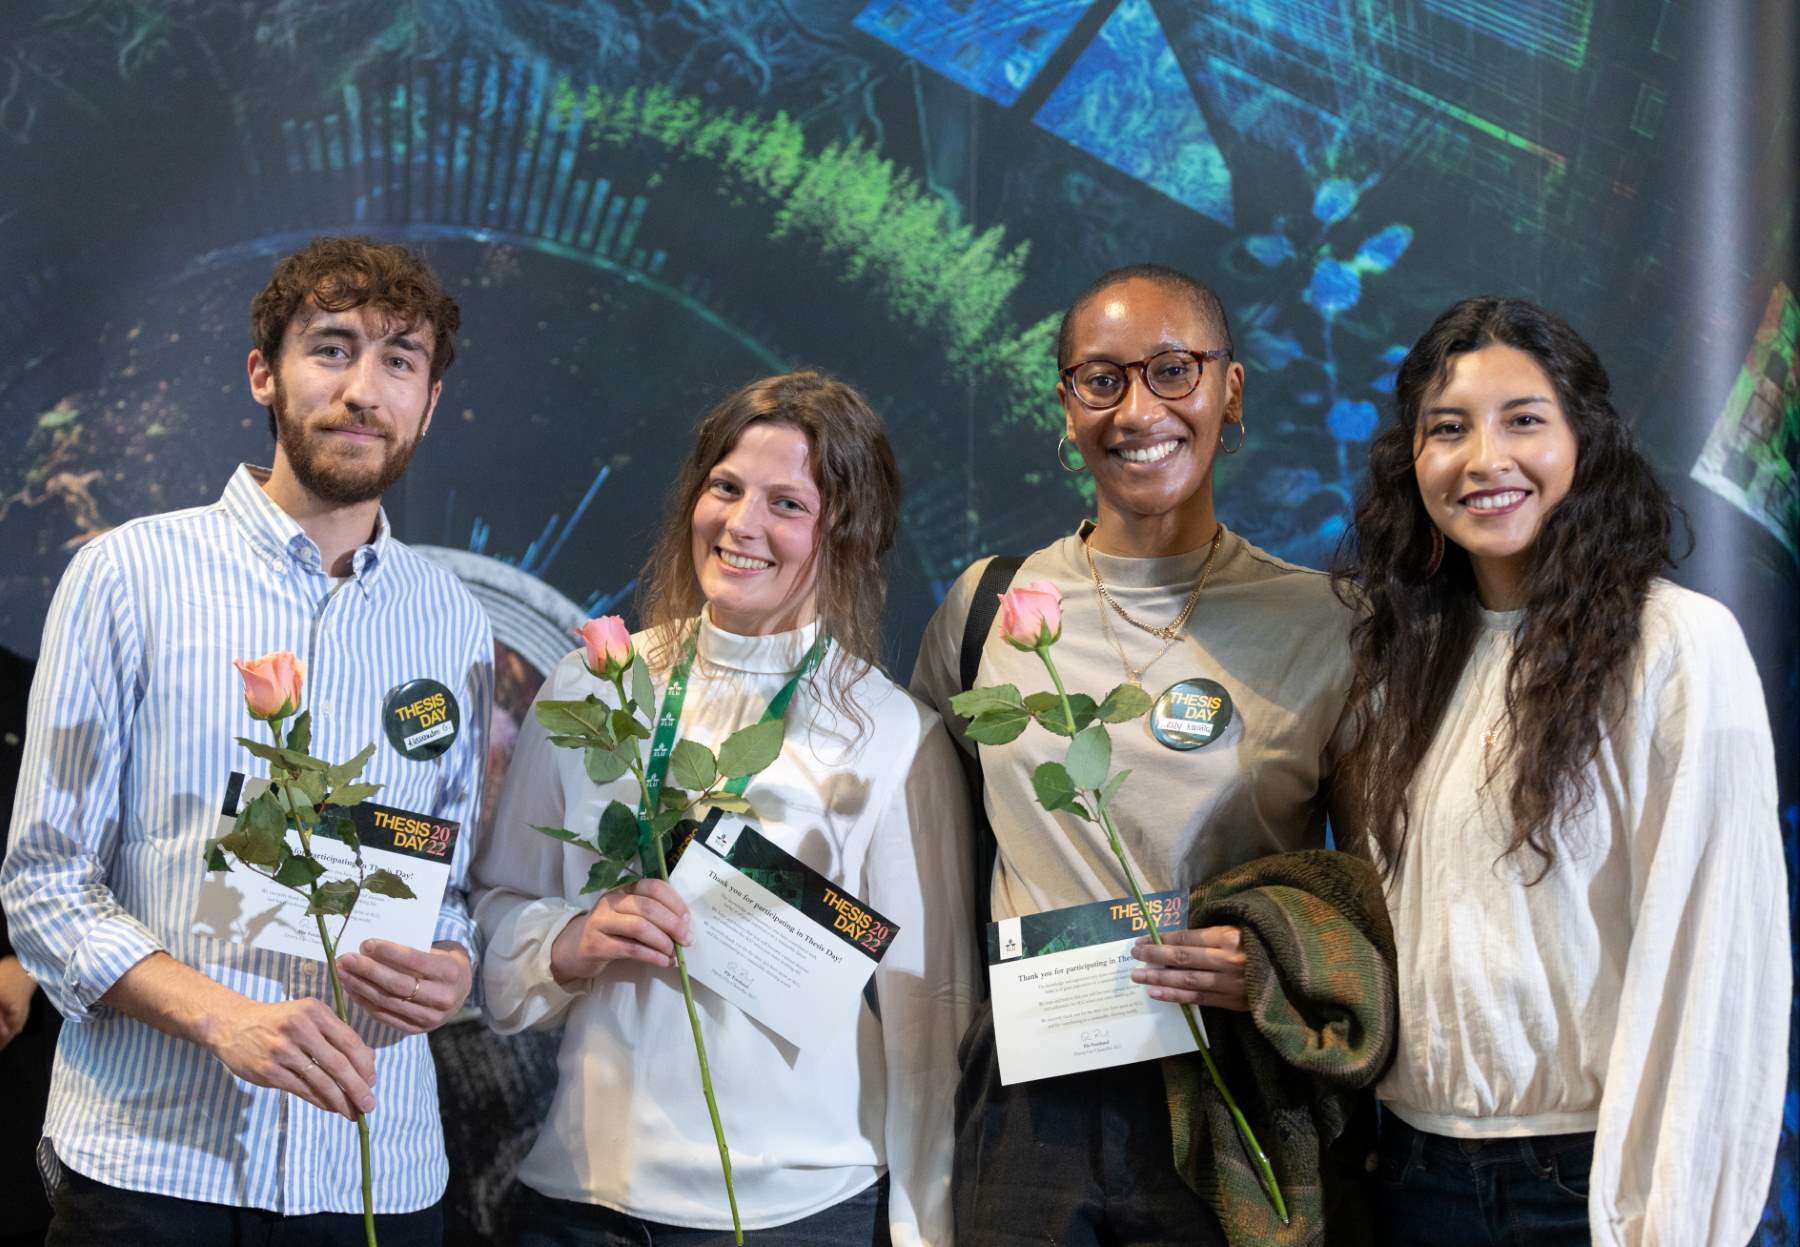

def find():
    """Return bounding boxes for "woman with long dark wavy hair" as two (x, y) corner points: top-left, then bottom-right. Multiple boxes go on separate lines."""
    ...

(472, 371), (974, 1245)
(1333, 296), (1787, 1246)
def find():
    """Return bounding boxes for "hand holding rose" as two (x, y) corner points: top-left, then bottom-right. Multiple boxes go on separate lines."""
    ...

(550, 879), (694, 985)
(201, 993), (376, 1121)
(1131, 925), (1249, 1010)
(220, 648), (412, 1242)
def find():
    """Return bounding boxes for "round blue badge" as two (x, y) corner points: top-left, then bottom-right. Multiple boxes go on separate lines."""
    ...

(1149, 678), (1234, 751)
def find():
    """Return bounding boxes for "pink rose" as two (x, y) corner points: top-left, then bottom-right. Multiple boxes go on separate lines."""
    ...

(998, 582), (1063, 651)
(575, 615), (634, 679)
(234, 651), (304, 720)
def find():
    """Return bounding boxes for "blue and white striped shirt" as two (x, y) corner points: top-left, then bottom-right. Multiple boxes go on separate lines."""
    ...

(0, 465), (492, 1214)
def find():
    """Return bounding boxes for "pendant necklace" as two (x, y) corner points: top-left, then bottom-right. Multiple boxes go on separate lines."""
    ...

(1085, 525), (1224, 687)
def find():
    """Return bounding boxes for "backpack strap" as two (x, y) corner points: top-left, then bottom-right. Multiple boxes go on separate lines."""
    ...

(961, 556), (1026, 692)
(957, 555), (1025, 993)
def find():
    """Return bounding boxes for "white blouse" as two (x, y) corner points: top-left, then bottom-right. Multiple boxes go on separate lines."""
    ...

(471, 617), (974, 1243)
(1378, 581), (1788, 1246)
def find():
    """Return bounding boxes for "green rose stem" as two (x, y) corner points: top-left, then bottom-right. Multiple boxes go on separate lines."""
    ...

(268, 718), (380, 1247)
(1035, 643), (1290, 1227)
(607, 671), (743, 1246)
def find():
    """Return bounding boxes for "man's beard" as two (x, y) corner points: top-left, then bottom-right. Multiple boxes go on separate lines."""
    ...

(272, 385), (424, 506)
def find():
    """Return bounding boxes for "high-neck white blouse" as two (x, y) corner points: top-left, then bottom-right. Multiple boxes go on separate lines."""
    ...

(471, 617), (974, 1243)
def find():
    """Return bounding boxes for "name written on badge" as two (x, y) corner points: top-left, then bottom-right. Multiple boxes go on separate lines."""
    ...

(382, 678), (461, 761)
(1149, 678), (1235, 751)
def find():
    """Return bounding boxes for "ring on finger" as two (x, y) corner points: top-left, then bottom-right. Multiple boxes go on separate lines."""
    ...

(403, 975), (422, 1004)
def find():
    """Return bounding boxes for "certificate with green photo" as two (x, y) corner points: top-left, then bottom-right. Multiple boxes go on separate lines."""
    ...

(987, 890), (1202, 1085)
(669, 814), (899, 1050)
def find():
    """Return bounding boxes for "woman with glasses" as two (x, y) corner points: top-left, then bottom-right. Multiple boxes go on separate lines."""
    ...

(910, 264), (1363, 1245)
(473, 372), (974, 1246)
(1333, 297), (1786, 1246)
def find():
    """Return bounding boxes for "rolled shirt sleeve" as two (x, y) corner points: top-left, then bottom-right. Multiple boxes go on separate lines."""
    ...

(471, 651), (593, 1033)
(0, 542), (166, 1022)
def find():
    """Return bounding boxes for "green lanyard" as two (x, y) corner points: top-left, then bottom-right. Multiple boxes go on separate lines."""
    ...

(637, 627), (830, 848)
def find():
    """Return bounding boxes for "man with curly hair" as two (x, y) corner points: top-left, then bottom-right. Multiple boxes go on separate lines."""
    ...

(2, 236), (492, 1245)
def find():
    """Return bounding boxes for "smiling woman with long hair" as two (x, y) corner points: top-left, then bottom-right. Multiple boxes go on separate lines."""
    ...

(1334, 296), (1787, 1246)
(471, 371), (974, 1246)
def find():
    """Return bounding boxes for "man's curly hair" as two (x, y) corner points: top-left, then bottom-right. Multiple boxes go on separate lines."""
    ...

(250, 236), (461, 435)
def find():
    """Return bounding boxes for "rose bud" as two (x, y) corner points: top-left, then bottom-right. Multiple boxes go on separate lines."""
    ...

(998, 582), (1064, 651)
(234, 651), (305, 721)
(575, 615), (634, 680)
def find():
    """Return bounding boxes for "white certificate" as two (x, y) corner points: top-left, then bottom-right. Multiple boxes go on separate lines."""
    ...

(987, 891), (1203, 1085)
(191, 772), (456, 960)
(667, 815), (898, 1051)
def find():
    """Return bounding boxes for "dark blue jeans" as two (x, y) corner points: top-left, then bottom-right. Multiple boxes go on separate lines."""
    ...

(512, 1177), (888, 1246)
(1375, 1115), (1593, 1246)
(46, 1165), (443, 1246)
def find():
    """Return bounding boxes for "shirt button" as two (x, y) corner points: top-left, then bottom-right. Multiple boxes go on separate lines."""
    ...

(301, 962), (318, 981)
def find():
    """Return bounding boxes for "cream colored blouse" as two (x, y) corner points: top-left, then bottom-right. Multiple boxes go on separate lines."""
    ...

(1377, 581), (1787, 1247)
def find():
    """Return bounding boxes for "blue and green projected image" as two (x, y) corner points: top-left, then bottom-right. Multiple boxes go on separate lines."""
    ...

(2, 1), (1790, 657)
(0, 3), (1794, 1242)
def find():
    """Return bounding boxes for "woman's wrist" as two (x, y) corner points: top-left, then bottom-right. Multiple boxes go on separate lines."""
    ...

(548, 912), (598, 988)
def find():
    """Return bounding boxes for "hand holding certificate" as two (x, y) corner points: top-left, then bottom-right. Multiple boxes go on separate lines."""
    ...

(949, 583), (1288, 1224)
(988, 891), (1201, 1084)
(527, 617), (820, 1245)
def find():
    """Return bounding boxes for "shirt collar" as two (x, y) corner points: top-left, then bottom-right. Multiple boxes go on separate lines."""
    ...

(220, 464), (392, 593)
(695, 609), (823, 675)
(1071, 519), (1239, 589)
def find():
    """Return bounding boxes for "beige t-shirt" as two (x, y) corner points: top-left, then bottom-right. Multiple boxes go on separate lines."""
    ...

(910, 525), (1357, 920)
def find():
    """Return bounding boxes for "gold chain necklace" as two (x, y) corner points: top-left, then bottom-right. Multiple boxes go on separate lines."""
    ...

(1097, 606), (1181, 688)
(1086, 527), (1224, 686)
(1085, 526), (1224, 640)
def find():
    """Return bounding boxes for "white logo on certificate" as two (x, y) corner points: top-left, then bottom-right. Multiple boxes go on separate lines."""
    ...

(987, 891), (1203, 1085)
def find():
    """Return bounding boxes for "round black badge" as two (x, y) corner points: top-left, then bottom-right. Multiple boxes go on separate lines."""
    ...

(1149, 678), (1234, 751)
(382, 679), (461, 761)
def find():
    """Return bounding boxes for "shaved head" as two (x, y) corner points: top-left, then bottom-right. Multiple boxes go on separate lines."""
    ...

(1058, 263), (1233, 368)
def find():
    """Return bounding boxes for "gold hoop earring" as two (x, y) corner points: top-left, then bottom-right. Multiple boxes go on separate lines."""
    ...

(1219, 418), (1245, 455)
(1423, 526), (1444, 579)
(1057, 435), (1086, 474)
